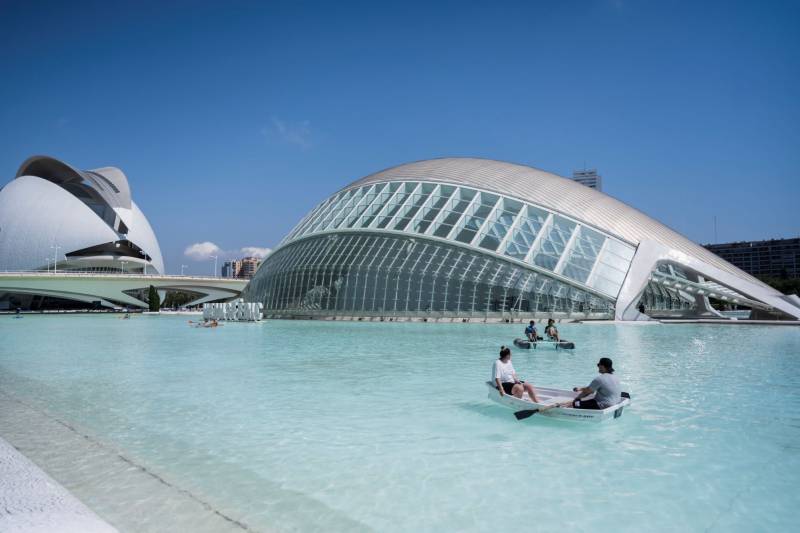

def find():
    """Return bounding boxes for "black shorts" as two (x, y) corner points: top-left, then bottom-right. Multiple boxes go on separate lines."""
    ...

(500, 382), (516, 394)
(573, 398), (600, 410)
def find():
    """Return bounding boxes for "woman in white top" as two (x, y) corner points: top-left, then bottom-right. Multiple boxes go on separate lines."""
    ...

(492, 346), (540, 402)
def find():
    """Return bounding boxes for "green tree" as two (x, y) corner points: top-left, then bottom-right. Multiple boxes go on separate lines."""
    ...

(148, 285), (160, 312)
(162, 290), (197, 309)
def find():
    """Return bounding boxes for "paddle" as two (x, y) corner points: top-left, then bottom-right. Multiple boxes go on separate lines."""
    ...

(514, 401), (571, 420)
(514, 408), (540, 420)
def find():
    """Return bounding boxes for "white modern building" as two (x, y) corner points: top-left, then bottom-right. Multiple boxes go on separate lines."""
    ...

(0, 155), (164, 274)
(0, 155), (247, 309)
(242, 158), (800, 321)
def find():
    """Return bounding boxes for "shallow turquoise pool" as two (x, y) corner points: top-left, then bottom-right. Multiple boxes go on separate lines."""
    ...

(1, 315), (799, 532)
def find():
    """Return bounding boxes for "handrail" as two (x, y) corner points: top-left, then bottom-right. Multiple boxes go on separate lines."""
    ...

(0, 270), (248, 282)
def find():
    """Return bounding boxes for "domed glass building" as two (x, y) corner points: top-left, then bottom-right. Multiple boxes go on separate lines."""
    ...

(242, 158), (800, 321)
(0, 155), (164, 274)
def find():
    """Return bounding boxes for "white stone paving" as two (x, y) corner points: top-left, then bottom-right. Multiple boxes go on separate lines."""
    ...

(0, 436), (117, 533)
(0, 391), (251, 533)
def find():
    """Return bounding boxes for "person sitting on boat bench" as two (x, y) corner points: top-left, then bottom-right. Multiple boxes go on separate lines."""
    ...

(545, 318), (561, 342)
(571, 357), (621, 409)
(524, 320), (539, 342)
(493, 346), (540, 402)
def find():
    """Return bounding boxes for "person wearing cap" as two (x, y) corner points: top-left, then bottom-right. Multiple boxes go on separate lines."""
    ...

(571, 357), (621, 409)
(524, 320), (539, 342)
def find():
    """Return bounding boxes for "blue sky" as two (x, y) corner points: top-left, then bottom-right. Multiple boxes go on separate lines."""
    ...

(1, 0), (798, 274)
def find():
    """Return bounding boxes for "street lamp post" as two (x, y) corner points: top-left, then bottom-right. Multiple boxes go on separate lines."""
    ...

(180, 264), (188, 276)
(45, 258), (50, 273)
(210, 255), (218, 277)
(50, 244), (60, 274)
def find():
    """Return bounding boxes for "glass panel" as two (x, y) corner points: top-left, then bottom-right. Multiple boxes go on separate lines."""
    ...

(598, 250), (630, 272)
(454, 192), (498, 244)
(478, 198), (522, 252)
(605, 239), (635, 261)
(285, 196), (332, 241)
(375, 182), (418, 229)
(532, 215), (575, 270)
(432, 188), (475, 238)
(346, 183), (386, 228)
(329, 186), (369, 229)
(587, 238), (635, 297)
(359, 182), (400, 228)
(561, 227), (605, 284)
(393, 183), (434, 231)
(307, 190), (352, 233)
(413, 185), (454, 234)
(504, 205), (549, 261)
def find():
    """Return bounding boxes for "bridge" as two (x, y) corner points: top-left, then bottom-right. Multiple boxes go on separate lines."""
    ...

(0, 271), (248, 309)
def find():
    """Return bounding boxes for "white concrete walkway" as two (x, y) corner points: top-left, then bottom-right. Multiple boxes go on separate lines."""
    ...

(0, 436), (117, 533)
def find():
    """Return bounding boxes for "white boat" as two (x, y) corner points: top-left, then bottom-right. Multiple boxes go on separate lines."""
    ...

(486, 381), (631, 422)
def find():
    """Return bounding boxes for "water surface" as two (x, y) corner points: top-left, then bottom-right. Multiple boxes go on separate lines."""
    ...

(1, 315), (799, 532)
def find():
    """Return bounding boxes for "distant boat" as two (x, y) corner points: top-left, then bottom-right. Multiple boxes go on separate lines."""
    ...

(513, 337), (575, 350)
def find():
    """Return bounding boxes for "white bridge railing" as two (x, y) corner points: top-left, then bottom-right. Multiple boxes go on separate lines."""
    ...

(0, 270), (246, 282)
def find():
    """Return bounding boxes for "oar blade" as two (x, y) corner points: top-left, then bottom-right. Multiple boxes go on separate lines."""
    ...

(514, 409), (540, 420)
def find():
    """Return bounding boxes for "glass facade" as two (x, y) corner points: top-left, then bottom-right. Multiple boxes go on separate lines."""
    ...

(640, 281), (695, 313)
(243, 233), (615, 318)
(280, 181), (637, 296)
(244, 180), (648, 317)
(243, 179), (700, 319)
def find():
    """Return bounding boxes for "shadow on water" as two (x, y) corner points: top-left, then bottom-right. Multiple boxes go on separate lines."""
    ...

(456, 400), (629, 435)
(456, 400), (515, 421)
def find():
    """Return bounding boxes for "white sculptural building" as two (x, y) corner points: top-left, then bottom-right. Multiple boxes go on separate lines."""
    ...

(242, 158), (800, 320)
(0, 156), (247, 310)
(0, 155), (164, 274)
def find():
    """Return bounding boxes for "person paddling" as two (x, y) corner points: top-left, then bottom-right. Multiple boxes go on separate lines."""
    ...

(545, 318), (560, 342)
(571, 357), (622, 409)
(524, 320), (539, 343)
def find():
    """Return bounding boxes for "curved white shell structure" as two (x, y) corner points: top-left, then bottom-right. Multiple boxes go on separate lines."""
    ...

(0, 155), (164, 274)
(245, 157), (799, 320)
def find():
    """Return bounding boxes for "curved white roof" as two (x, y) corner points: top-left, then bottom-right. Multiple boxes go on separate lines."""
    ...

(0, 176), (120, 271)
(1, 156), (163, 274)
(346, 157), (770, 290)
(17, 155), (133, 211)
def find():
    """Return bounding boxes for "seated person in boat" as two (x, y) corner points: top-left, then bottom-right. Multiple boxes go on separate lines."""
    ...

(571, 357), (621, 409)
(493, 346), (540, 402)
(524, 320), (539, 342)
(545, 318), (561, 341)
